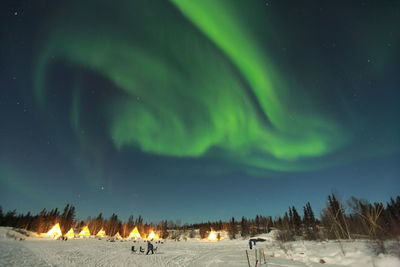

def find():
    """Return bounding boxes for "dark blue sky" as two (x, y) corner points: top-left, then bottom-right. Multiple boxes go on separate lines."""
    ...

(1, 0), (399, 223)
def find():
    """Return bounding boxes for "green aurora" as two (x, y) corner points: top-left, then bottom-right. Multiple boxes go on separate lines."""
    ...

(32, 0), (396, 173)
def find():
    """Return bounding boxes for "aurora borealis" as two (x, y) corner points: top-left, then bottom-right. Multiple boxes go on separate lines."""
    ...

(1, 0), (399, 222)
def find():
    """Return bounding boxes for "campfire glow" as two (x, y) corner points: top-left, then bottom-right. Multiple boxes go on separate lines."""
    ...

(207, 230), (223, 241)
(78, 226), (91, 237)
(128, 227), (141, 239)
(147, 230), (159, 240)
(96, 228), (106, 237)
(64, 228), (75, 238)
(43, 223), (62, 239)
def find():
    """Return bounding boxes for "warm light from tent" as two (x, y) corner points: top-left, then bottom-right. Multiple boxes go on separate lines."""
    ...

(207, 230), (223, 241)
(64, 228), (75, 238)
(128, 227), (141, 239)
(43, 223), (62, 239)
(96, 228), (106, 237)
(147, 230), (159, 240)
(114, 232), (122, 239)
(78, 226), (91, 237)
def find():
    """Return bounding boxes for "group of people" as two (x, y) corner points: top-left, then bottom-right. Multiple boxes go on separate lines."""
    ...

(131, 240), (156, 255)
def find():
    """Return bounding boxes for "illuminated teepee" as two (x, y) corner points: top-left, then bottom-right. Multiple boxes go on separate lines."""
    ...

(64, 228), (75, 238)
(207, 230), (223, 241)
(96, 228), (106, 237)
(78, 226), (91, 237)
(207, 230), (217, 241)
(128, 227), (141, 239)
(114, 232), (122, 239)
(43, 223), (62, 239)
(147, 230), (159, 240)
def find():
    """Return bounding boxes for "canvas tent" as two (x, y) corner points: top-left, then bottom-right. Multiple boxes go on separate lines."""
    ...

(64, 228), (75, 238)
(78, 226), (91, 237)
(42, 223), (62, 239)
(128, 227), (141, 239)
(114, 232), (123, 240)
(96, 228), (106, 237)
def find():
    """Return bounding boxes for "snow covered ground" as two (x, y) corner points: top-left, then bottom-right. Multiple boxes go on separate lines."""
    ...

(0, 227), (399, 267)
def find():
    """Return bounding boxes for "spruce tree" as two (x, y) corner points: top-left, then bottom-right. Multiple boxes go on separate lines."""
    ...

(303, 202), (317, 240)
(0, 206), (3, 225)
(288, 208), (293, 230)
(228, 217), (238, 239)
(199, 224), (210, 239)
(240, 217), (250, 238)
(326, 194), (351, 239)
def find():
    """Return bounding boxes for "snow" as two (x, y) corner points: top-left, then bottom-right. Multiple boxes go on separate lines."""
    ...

(1, 227), (399, 267)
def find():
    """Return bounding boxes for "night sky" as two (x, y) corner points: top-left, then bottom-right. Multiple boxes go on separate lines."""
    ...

(1, 0), (399, 223)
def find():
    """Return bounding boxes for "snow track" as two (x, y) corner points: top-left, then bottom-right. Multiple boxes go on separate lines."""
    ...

(0, 238), (339, 267)
(0, 240), (50, 267)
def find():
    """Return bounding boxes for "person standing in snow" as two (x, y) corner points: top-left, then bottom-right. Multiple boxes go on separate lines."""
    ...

(249, 239), (253, 249)
(146, 241), (154, 255)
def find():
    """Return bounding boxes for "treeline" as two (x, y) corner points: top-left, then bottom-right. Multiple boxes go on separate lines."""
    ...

(180, 194), (400, 242)
(84, 214), (169, 239)
(321, 195), (400, 241)
(0, 205), (168, 238)
(0, 204), (75, 235)
(1, 194), (399, 242)
(187, 215), (274, 239)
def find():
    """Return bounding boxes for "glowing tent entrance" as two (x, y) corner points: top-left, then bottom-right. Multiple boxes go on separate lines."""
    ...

(128, 227), (141, 239)
(43, 223), (62, 239)
(64, 228), (75, 238)
(96, 228), (106, 237)
(78, 226), (91, 237)
(147, 230), (159, 240)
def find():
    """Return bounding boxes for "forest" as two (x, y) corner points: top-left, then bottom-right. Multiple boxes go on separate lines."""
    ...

(1, 194), (399, 246)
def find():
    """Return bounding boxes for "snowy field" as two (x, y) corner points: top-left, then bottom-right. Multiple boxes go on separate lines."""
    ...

(1, 227), (399, 267)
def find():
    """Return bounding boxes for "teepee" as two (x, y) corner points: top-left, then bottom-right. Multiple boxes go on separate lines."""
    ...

(96, 228), (106, 237)
(128, 227), (141, 239)
(78, 226), (91, 237)
(42, 223), (62, 239)
(114, 232), (123, 240)
(64, 228), (75, 238)
(147, 230), (159, 240)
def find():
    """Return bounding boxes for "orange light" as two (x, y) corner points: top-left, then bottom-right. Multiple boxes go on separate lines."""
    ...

(114, 232), (123, 239)
(128, 227), (141, 239)
(78, 226), (91, 237)
(64, 228), (75, 238)
(96, 228), (106, 237)
(147, 230), (159, 240)
(42, 223), (62, 239)
(207, 230), (223, 241)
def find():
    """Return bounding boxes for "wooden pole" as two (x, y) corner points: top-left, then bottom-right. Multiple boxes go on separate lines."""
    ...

(255, 249), (258, 267)
(263, 248), (267, 264)
(245, 250), (251, 267)
(260, 248), (266, 264)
